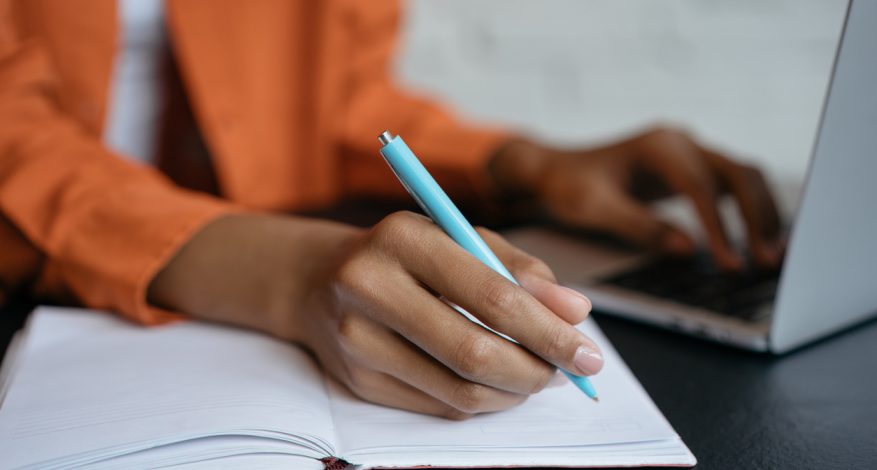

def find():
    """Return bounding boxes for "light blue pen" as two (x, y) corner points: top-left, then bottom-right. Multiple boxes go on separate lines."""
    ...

(377, 130), (599, 402)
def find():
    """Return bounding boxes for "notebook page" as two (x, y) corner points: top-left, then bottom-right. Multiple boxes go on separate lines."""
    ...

(0, 303), (76, 405)
(330, 318), (694, 467)
(0, 307), (337, 469)
(0, 330), (23, 406)
(87, 435), (324, 470)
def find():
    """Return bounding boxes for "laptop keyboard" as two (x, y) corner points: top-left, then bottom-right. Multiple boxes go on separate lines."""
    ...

(598, 253), (780, 321)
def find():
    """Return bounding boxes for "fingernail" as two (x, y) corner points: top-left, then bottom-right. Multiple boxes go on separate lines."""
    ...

(559, 285), (592, 313)
(573, 345), (604, 375)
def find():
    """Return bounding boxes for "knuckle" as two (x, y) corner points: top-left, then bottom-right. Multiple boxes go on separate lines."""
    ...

(482, 278), (523, 315)
(454, 333), (496, 380)
(564, 186), (606, 221)
(737, 163), (765, 183)
(528, 365), (558, 394)
(512, 394), (530, 408)
(335, 313), (362, 350)
(383, 210), (420, 227)
(334, 255), (363, 289)
(336, 316), (393, 370)
(333, 256), (379, 302)
(450, 381), (490, 413)
(645, 125), (690, 142)
(474, 225), (493, 236)
(374, 211), (423, 248)
(725, 162), (767, 192)
(517, 254), (555, 282)
(344, 366), (371, 395)
(637, 126), (694, 155)
(441, 407), (473, 421)
(542, 324), (571, 363)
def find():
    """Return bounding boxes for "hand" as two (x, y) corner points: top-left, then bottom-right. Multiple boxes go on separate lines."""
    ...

(299, 211), (601, 419)
(489, 127), (784, 270)
(148, 212), (602, 419)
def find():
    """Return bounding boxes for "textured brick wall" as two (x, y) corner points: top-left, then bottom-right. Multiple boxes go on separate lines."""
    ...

(395, 0), (848, 182)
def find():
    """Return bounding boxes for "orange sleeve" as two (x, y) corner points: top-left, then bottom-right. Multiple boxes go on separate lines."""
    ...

(335, 0), (511, 201)
(0, 6), (237, 324)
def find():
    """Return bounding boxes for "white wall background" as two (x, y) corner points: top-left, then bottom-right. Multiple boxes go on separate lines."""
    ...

(395, 0), (848, 184)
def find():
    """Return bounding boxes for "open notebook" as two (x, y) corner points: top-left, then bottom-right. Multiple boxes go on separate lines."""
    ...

(0, 307), (695, 469)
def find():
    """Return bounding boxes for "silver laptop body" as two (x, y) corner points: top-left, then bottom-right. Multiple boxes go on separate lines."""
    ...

(506, 0), (877, 353)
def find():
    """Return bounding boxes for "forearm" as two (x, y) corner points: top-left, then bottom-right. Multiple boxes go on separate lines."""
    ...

(146, 213), (361, 341)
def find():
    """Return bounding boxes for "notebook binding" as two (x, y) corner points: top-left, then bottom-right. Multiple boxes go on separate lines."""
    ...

(320, 456), (352, 470)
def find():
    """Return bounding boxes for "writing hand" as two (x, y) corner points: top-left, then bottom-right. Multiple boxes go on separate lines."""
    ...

(148, 212), (601, 419)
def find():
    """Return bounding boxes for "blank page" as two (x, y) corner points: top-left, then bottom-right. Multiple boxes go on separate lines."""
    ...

(330, 319), (696, 468)
(0, 307), (336, 468)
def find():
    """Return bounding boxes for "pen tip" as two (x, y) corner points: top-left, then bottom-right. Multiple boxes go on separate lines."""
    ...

(591, 396), (600, 403)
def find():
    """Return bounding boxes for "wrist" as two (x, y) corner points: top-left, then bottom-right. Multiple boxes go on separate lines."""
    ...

(147, 213), (361, 342)
(268, 217), (363, 343)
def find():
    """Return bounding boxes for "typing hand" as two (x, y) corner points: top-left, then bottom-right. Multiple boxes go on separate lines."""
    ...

(489, 126), (784, 270)
(148, 212), (601, 419)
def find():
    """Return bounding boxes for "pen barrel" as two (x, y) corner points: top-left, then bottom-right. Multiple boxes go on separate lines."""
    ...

(379, 136), (516, 283)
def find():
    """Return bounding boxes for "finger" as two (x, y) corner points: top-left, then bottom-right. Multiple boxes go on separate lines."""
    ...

(701, 149), (784, 267)
(476, 227), (555, 282)
(557, 181), (697, 257)
(476, 228), (591, 325)
(355, 271), (559, 394)
(339, 368), (474, 420)
(633, 128), (742, 269)
(338, 314), (529, 414)
(396, 227), (605, 377)
(518, 276), (592, 326)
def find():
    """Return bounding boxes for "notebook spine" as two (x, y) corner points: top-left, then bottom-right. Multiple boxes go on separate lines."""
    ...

(320, 456), (352, 470)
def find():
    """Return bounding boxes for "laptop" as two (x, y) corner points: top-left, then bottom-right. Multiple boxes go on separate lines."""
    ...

(505, 0), (877, 354)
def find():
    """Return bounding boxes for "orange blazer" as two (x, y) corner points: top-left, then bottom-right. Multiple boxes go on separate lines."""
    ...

(0, 0), (507, 323)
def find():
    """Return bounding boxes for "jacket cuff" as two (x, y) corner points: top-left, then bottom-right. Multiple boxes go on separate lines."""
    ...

(48, 187), (242, 326)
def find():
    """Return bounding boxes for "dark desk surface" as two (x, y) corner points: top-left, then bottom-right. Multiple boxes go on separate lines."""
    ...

(2, 202), (875, 469)
(596, 313), (877, 469)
